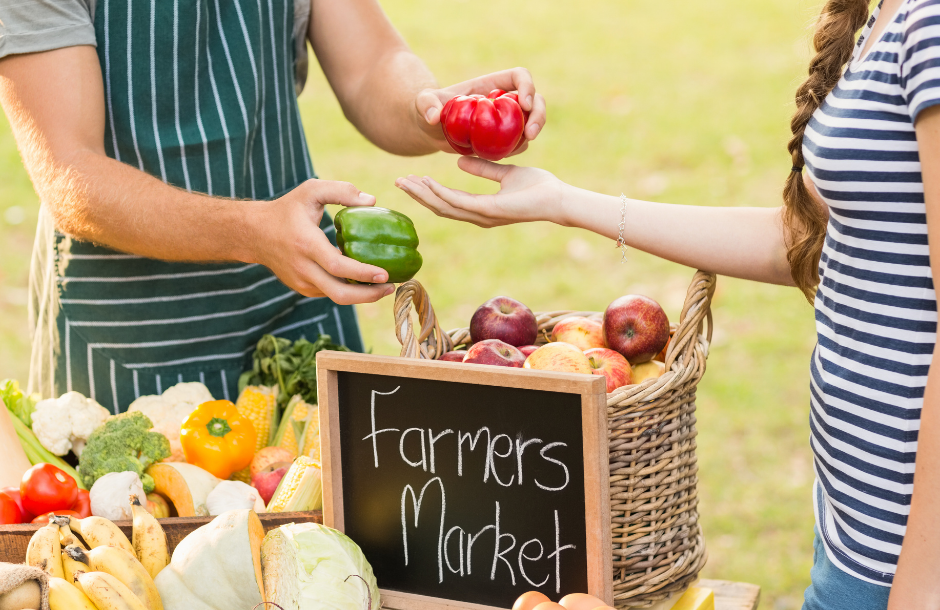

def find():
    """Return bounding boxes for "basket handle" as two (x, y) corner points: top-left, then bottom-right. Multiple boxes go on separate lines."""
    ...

(663, 270), (716, 370)
(394, 280), (454, 359)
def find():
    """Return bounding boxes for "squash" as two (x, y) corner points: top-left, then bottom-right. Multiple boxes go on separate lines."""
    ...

(146, 463), (219, 517)
(154, 509), (265, 610)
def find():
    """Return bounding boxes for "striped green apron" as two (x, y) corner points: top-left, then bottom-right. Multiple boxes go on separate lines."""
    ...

(27, 0), (362, 412)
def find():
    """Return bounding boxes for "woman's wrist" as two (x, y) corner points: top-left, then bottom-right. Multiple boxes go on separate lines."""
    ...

(554, 182), (583, 228)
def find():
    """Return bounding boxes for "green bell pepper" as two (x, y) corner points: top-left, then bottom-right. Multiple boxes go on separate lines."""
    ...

(334, 207), (423, 283)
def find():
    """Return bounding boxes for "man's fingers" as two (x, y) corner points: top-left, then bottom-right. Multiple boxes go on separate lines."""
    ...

(525, 93), (546, 140)
(509, 67), (536, 111)
(299, 260), (394, 305)
(306, 230), (390, 284)
(415, 89), (446, 125)
(298, 179), (375, 207)
(456, 156), (513, 183)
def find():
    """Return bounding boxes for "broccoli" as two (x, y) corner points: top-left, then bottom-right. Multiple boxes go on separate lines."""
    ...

(77, 411), (171, 492)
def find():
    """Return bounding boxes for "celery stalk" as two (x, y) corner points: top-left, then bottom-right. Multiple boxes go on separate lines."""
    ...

(8, 410), (85, 489)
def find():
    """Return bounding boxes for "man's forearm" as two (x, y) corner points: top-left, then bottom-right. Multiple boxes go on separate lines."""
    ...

(336, 49), (439, 156)
(35, 148), (259, 263)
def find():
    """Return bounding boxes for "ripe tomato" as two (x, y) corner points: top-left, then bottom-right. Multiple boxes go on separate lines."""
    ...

(0, 491), (22, 524)
(71, 489), (91, 518)
(20, 463), (79, 517)
(0, 486), (32, 522)
(31, 510), (81, 525)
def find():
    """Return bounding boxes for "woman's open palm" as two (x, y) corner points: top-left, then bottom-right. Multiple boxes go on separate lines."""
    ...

(395, 157), (564, 228)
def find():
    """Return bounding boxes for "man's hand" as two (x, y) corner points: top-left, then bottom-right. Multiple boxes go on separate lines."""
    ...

(0, 46), (395, 306)
(414, 68), (547, 155)
(309, 0), (545, 156)
(250, 180), (394, 305)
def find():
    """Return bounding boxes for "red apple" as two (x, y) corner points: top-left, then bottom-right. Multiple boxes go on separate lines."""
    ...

(523, 343), (593, 374)
(251, 446), (296, 478)
(469, 296), (538, 347)
(552, 316), (605, 350)
(252, 464), (289, 505)
(584, 348), (632, 392)
(463, 339), (526, 367)
(440, 350), (467, 362)
(518, 345), (540, 357)
(655, 333), (673, 363)
(603, 295), (670, 364)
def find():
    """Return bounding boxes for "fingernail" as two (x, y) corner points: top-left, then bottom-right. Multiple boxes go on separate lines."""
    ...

(528, 123), (541, 138)
(359, 192), (373, 200)
(385, 286), (396, 296)
(425, 109), (435, 123)
(526, 95), (533, 108)
(373, 274), (387, 283)
(422, 178), (431, 186)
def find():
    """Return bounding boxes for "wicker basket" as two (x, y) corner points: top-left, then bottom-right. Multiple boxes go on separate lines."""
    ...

(392, 270), (716, 608)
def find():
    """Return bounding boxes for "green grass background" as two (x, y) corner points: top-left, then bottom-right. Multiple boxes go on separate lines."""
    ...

(0, 0), (832, 606)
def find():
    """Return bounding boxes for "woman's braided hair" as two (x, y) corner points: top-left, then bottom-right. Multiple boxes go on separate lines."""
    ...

(785, 0), (871, 302)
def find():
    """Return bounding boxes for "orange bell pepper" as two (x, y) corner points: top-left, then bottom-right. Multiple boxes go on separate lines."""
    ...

(180, 400), (257, 479)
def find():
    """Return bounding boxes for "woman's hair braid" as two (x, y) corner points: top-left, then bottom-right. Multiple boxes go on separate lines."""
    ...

(784, 0), (870, 302)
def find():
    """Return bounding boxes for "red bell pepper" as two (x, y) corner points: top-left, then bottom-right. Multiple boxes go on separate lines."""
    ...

(441, 89), (529, 161)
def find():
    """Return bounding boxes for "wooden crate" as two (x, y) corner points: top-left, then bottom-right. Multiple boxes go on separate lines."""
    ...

(0, 510), (323, 564)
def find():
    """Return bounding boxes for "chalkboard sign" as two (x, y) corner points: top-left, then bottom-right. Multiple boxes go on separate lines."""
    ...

(317, 352), (612, 610)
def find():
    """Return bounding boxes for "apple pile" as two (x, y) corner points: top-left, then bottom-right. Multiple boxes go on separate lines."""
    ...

(441, 294), (674, 393)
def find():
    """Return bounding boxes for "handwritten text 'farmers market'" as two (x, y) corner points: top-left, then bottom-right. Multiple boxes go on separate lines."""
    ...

(364, 387), (578, 592)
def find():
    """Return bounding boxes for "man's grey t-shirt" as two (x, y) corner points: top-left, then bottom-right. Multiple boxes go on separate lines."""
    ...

(0, 0), (97, 58)
(0, 0), (310, 91)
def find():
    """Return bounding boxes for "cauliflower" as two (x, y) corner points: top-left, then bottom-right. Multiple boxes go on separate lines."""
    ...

(128, 382), (213, 461)
(31, 391), (111, 457)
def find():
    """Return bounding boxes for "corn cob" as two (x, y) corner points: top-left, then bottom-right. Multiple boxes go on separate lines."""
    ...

(235, 385), (279, 451)
(231, 385), (279, 482)
(266, 456), (322, 512)
(271, 395), (308, 457)
(301, 406), (320, 462)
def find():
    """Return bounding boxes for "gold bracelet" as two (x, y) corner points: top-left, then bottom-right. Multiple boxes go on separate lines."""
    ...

(616, 193), (628, 263)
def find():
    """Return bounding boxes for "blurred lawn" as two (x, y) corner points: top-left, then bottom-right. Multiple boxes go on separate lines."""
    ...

(0, 0), (828, 607)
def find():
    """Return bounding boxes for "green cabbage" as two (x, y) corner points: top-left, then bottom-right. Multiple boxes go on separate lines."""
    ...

(262, 522), (380, 610)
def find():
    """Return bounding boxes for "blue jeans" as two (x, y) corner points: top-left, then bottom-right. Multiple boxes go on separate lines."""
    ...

(802, 531), (891, 610)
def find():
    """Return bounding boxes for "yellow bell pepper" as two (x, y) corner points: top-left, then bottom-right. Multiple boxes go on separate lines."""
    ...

(180, 400), (257, 479)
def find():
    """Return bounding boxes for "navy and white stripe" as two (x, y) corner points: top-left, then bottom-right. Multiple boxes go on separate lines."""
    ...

(804, 0), (940, 586)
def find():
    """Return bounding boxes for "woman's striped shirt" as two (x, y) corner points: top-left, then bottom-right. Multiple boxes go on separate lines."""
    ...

(803, 0), (940, 585)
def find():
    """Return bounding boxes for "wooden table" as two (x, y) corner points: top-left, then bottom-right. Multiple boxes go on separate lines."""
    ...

(702, 580), (761, 610)
(643, 579), (760, 610)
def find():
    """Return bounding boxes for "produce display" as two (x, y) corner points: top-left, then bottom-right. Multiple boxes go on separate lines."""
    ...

(179, 400), (256, 480)
(334, 206), (423, 284)
(153, 509), (264, 610)
(77, 412), (171, 493)
(261, 522), (379, 610)
(452, 292), (675, 393)
(441, 89), (530, 161)
(128, 383), (215, 462)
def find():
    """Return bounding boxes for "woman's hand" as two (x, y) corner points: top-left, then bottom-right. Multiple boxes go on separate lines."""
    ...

(413, 68), (547, 156)
(395, 157), (566, 227)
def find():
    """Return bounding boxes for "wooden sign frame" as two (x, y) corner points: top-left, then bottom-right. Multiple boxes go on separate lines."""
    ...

(317, 351), (612, 610)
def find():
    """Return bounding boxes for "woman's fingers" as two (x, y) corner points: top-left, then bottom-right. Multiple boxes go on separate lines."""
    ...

(456, 156), (514, 182)
(395, 176), (495, 227)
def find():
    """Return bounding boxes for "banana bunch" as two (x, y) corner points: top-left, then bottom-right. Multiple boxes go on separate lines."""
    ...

(25, 495), (169, 610)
